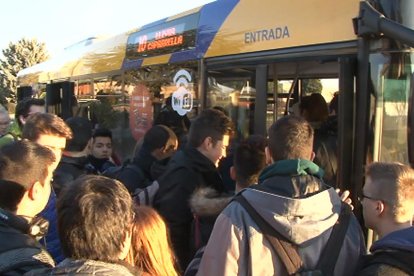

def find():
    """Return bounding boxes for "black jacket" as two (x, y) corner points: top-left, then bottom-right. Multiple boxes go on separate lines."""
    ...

(153, 147), (225, 271)
(0, 212), (54, 275)
(53, 155), (88, 196)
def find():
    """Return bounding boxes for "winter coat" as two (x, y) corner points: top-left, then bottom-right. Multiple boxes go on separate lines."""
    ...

(0, 212), (54, 275)
(84, 155), (115, 175)
(114, 147), (156, 193)
(25, 258), (138, 275)
(355, 227), (414, 275)
(153, 147), (225, 271)
(197, 159), (365, 276)
(39, 190), (64, 263)
(190, 187), (232, 248)
(53, 155), (88, 196)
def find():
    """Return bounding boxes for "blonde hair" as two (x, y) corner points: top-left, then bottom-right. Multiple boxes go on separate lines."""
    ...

(366, 162), (414, 223)
(126, 206), (178, 276)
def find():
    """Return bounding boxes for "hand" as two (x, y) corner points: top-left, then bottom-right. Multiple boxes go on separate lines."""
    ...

(336, 189), (354, 210)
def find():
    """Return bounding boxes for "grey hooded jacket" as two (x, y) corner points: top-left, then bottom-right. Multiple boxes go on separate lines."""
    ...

(197, 160), (365, 276)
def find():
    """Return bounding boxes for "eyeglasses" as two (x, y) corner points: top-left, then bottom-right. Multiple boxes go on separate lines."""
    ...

(358, 193), (381, 203)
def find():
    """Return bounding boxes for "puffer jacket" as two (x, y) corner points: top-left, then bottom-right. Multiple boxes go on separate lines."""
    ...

(190, 187), (232, 248)
(197, 159), (365, 276)
(0, 212), (54, 275)
(25, 258), (138, 275)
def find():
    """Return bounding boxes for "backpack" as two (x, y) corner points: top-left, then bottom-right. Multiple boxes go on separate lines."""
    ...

(103, 160), (149, 193)
(133, 180), (160, 206)
(233, 193), (351, 276)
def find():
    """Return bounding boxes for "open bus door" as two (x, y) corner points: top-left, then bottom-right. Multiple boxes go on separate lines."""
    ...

(354, 0), (414, 249)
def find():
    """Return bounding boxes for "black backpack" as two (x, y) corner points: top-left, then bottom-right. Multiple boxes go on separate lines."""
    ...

(233, 193), (351, 276)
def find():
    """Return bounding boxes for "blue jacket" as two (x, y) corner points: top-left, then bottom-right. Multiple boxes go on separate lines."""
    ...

(356, 227), (414, 275)
(39, 190), (65, 263)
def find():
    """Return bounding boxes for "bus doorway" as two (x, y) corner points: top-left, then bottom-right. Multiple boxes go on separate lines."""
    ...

(205, 56), (357, 190)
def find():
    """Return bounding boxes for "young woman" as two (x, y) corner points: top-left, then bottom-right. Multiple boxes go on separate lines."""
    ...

(127, 206), (179, 276)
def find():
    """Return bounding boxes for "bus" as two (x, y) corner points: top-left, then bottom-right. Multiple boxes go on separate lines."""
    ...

(17, 0), (414, 207)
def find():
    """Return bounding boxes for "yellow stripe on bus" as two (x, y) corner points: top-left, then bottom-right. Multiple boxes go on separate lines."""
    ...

(205, 0), (359, 57)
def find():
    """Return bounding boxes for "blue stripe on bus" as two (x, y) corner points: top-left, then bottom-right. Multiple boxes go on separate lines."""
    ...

(169, 0), (239, 63)
(196, 0), (239, 55)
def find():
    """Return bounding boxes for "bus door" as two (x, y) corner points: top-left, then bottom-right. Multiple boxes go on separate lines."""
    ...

(205, 56), (356, 189)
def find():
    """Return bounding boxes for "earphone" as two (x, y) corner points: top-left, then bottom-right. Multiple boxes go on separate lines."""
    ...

(0, 208), (49, 240)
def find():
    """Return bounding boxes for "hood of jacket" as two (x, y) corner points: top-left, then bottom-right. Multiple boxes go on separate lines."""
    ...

(371, 227), (414, 253)
(190, 187), (232, 217)
(241, 159), (340, 245)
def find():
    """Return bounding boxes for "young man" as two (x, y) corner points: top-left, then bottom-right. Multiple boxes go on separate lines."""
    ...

(197, 115), (365, 275)
(22, 113), (73, 263)
(9, 98), (45, 138)
(356, 162), (414, 275)
(0, 140), (56, 274)
(29, 175), (136, 275)
(111, 124), (178, 194)
(85, 128), (116, 174)
(153, 108), (232, 270)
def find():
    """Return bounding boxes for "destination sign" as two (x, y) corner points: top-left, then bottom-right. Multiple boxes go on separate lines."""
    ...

(126, 13), (199, 59)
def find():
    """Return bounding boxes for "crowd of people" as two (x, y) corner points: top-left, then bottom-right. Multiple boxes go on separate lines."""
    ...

(0, 97), (413, 275)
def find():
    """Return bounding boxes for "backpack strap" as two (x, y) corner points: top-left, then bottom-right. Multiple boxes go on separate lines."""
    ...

(315, 202), (351, 275)
(233, 194), (303, 275)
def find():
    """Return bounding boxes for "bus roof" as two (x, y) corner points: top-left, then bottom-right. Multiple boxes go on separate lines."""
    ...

(18, 0), (359, 86)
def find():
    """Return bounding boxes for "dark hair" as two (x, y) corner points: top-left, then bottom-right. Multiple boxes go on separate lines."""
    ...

(187, 109), (232, 148)
(329, 92), (339, 115)
(22, 113), (73, 141)
(92, 128), (112, 141)
(64, 117), (92, 152)
(57, 175), (133, 262)
(299, 93), (329, 122)
(15, 98), (45, 128)
(233, 135), (267, 188)
(268, 115), (314, 161)
(212, 106), (229, 116)
(143, 125), (177, 152)
(0, 140), (55, 212)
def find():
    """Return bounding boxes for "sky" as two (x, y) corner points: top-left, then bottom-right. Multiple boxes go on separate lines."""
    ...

(0, 0), (215, 58)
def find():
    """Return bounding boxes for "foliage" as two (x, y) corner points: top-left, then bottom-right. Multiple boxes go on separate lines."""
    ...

(0, 38), (48, 101)
(302, 79), (323, 95)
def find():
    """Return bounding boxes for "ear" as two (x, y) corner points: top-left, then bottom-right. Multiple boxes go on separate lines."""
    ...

(201, 136), (213, 150)
(27, 181), (42, 201)
(19, 115), (27, 126)
(265, 146), (273, 164)
(310, 151), (315, 161)
(376, 201), (386, 216)
(230, 166), (236, 181)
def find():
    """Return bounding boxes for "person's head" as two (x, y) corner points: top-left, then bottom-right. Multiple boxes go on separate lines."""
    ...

(15, 98), (45, 129)
(22, 113), (73, 165)
(231, 135), (267, 192)
(142, 125), (178, 160)
(361, 162), (414, 237)
(299, 93), (329, 123)
(329, 92), (339, 115)
(57, 175), (133, 262)
(126, 206), (178, 276)
(0, 106), (10, 136)
(0, 140), (55, 218)
(188, 108), (233, 166)
(267, 115), (314, 163)
(90, 128), (113, 159)
(64, 117), (92, 153)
